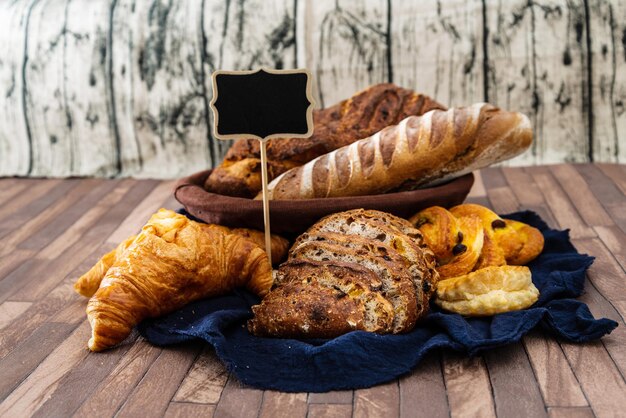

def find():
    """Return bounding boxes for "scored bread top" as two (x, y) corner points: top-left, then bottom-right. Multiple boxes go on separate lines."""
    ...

(264, 103), (532, 199)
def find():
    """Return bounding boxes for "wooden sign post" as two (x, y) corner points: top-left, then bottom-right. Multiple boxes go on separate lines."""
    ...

(210, 68), (314, 263)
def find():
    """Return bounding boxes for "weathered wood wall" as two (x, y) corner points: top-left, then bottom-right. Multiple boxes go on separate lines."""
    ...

(0, 0), (624, 178)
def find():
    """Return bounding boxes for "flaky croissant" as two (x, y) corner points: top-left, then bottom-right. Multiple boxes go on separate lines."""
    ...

(75, 209), (275, 351)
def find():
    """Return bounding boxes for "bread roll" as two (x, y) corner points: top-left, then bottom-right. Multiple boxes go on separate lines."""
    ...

(261, 103), (532, 200)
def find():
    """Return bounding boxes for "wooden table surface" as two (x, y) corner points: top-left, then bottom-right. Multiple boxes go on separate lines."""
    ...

(0, 164), (624, 418)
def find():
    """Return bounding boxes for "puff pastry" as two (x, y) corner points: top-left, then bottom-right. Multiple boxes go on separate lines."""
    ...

(435, 266), (539, 316)
(75, 209), (274, 351)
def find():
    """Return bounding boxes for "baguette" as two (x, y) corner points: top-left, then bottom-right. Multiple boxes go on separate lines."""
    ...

(261, 103), (532, 200)
(205, 83), (445, 197)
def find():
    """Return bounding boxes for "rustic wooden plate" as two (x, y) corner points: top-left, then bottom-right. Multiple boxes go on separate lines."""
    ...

(175, 170), (474, 236)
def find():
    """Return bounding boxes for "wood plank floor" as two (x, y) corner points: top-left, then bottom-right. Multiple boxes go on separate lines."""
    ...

(0, 164), (624, 418)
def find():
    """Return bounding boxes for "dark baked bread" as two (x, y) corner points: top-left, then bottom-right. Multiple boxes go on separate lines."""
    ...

(248, 209), (439, 339)
(292, 231), (436, 307)
(289, 240), (419, 333)
(206, 84), (445, 197)
(248, 260), (395, 338)
(294, 209), (439, 289)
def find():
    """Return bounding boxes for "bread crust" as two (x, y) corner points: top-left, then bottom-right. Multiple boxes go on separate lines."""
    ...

(264, 103), (532, 200)
(248, 259), (396, 338)
(206, 83), (445, 197)
(289, 240), (419, 333)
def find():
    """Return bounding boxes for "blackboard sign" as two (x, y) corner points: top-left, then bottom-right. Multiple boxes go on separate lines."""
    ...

(210, 68), (314, 141)
(209, 68), (315, 263)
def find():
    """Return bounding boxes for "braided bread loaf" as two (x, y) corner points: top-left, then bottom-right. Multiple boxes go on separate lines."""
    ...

(262, 103), (532, 200)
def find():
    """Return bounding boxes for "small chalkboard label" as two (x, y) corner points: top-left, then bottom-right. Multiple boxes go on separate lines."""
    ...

(210, 68), (314, 141)
(210, 68), (315, 264)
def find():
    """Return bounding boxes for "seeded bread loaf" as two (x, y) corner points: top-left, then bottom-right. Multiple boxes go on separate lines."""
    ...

(262, 103), (532, 200)
(205, 83), (445, 198)
(292, 231), (435, 307)
(289, 240), (419, 333)
(248, 209), (439, 339)
(248, 260), (395, 338)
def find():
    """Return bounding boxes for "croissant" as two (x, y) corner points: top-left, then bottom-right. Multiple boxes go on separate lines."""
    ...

(75, 209), (274, 351)
(262, 103), (532, 200)
(75, 235), (136, 298)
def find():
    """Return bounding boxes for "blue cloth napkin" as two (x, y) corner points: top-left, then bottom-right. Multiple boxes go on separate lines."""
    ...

(138, 211), (617, 392)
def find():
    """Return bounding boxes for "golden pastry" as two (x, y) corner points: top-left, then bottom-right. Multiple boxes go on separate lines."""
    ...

(75, 235), (135, 298)
(495, 219), (544, 265)
(435, 266), (539, 316)
(449, 204), (507, 270)
(410, 206), (484, 278)
(75, 209), (274, 351)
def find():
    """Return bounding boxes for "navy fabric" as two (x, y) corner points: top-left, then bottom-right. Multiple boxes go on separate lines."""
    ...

(138, 211), (618, 392)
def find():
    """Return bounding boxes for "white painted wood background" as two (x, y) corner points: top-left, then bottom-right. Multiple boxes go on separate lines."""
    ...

(0, 0), (624, 178)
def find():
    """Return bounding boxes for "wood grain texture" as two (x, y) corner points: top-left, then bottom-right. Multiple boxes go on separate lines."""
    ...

(574, 238), (626, 320)
(527, 167), (595, 238)
(594, 225), (626, 272)
(106, 179), (175, 244)
(0, 178), (104, 256)
(442, 353), (496, 418)
(597, 164), (626, 195)
(73, 338), (162, 417)
(0, 322), (76, 402)
(588, 1), (626, 164)
(486, 0), (590, 166)
(391, 0), (484, 107)
(308, 390), (353, 404)
(398, 353), (449, 418)
(0, 272), (83, 358)
(213, 375), (264, 418)
(0, 321), (91, 417)
(1, 1), (625, 177)
(0, 179), (73, 233)
(308, 404), (352, 418)
(164, 402), (216, 418)
(547, 407), (594, 418)
(577, 277), (626, 380)
(36, 179), (134, 259)
(116, 343), (202, 418)
(560, 339), (626, 418)
(353, 379), (400, 418)
(304, 0), (389, 108)
(522, 331), (588, 407)
(0, 301), (31, 331)
(31, 331), (141, 418)
(172, 347), (228, 404)
(483, 344), (548, 418)
(550, 164), (613, 226)
(0, 0), (34, 176)
(259, 391), (308, 418)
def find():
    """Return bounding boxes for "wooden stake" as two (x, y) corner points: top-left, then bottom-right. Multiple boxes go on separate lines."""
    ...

(259, 138), (272, 264)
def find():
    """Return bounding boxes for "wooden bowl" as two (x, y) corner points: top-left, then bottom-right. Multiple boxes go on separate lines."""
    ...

(175, 170), (474, 236)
